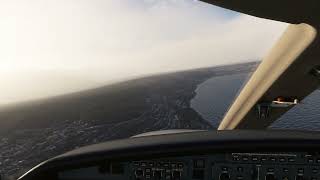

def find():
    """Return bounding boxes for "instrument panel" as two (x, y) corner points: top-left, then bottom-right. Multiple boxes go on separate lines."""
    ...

(59, 152), (320, 180)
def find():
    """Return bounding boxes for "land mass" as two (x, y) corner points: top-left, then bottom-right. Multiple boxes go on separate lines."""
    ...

(0, 62), (258, 178)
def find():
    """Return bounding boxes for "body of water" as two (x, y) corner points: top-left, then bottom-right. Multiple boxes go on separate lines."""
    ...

(191, 73), (320, 130)
(190, 73), (248, 127)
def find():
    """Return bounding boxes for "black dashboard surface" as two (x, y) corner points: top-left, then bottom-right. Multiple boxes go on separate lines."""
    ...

(18, 130), (320, 180)
(59, 152), (320, 180)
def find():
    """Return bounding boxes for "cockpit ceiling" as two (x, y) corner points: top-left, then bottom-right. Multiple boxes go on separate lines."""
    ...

(201, 0), (320, 25)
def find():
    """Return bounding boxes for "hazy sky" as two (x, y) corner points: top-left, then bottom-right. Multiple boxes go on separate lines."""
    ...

(0, 0), (288, 105)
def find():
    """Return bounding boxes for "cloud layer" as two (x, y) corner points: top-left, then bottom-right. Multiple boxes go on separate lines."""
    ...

(0, 0), (288, 104)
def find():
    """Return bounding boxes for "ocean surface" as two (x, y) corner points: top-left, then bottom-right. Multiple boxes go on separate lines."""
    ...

(191, 73), (320, 130)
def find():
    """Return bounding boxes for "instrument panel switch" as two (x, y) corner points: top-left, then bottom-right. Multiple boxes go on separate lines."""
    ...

(194, 159), (205, 168)
(219, 173), (230, 180)
(172, 170), (181, 180)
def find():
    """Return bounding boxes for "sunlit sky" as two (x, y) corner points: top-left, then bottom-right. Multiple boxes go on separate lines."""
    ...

(0, 0), (288, 105)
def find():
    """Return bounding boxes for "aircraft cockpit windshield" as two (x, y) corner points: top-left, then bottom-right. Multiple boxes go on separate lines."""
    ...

(0, 0), (318, 179)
